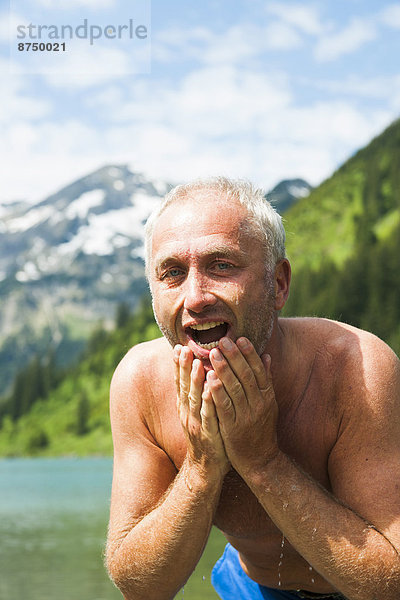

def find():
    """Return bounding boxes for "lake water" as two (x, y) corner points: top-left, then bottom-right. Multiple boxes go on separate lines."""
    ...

(0, 458), (225, 600)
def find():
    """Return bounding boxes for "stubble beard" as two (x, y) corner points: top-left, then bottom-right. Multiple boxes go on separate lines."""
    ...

(240, 279), (276, 356)
(151, 281), (276, 357)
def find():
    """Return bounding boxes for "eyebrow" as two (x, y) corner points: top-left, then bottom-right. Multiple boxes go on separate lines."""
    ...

(153, 244), (248, 270)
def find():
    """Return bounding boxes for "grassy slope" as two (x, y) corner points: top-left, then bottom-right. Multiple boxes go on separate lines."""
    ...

(0, 301), (160, 457)
(284, 118), (400, 271)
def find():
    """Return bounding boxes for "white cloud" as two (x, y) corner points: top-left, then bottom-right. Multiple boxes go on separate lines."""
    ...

(0, 4), (399, 205)
(2, 58), (393, 205)
(380, 3), (400, 28)
(0, 60), (52, 124)
(0, 10), (30, 43)
(154, 27), (214, 63)
(311, 74), (400, 111)
(315, 17), (377, 62)
(35, 42), (147, 88)
(265, 2), (325, 36)
(264, 21), (302, 50)
(200, 25), (264, 64)
(154, 21), (301, 70)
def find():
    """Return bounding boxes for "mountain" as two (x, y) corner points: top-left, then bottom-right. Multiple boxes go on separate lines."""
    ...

(283, 118), (400, 354)
(0, 170), (309, 393)
(265, 178), (312, 214)
(1, 118), (400, 456)
(284, 119), (400, 271)
(0, 165), (174, 393)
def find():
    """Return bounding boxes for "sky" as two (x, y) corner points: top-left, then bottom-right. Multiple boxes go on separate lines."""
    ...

(1, 0), (400, 205)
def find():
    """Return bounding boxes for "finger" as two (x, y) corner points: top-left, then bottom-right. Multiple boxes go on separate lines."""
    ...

(260, 353), (274, 392)
(236, 337), (269, 390)
(189, 358), (205, 420)
(200, 384), (220, 435)
(179, 346), (193, 407)
(210, 343), (253, 407)
(173, 345), (183, 398)
(207, 369), (236, 423)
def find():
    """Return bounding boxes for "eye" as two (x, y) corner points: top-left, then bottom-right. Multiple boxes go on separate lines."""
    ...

(215, 262), (232, 271)
(162, 267), (184, 279)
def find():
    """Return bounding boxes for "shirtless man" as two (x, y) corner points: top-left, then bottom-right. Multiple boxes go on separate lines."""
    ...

(105, 177), (400, 600)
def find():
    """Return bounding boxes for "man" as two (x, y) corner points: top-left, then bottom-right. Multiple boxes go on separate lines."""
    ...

(106, 177), (400, 600)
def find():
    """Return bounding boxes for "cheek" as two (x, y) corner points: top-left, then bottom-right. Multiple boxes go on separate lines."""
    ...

(151, 287), (180, 325)
(226, 282), (241, 306)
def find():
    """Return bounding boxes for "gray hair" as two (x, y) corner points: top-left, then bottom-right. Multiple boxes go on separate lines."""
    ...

(144, 176), (286, 279)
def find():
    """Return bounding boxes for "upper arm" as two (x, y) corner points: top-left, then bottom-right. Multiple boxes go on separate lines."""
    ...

(328, 335), (400, 549)
(107, 343), (177, 552)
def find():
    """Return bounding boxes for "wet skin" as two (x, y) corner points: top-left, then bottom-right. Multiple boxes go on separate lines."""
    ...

(150, 196), (278, 370)
(108, 194), (400, 598)
(147, 196), (336, 590)
(141, 328), (341, 592)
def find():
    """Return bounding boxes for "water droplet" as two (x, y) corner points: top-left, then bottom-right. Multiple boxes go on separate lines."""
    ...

(277, 533), (285, 588)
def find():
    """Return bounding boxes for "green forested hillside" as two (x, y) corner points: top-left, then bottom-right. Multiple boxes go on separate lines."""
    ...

(1, 118), (399, 456)
(0, 300), (160, 456)
(283, 118), (400, 355)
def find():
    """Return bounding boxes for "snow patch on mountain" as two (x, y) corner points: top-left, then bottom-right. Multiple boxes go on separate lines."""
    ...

(287, 183), (311, 198)
(65, 189), (105, 220)
(7, 205), (54, 233)
(57, 193), (162, 257)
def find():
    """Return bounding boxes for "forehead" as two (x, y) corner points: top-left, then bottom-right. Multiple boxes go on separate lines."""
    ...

(151, 195), (254, 260)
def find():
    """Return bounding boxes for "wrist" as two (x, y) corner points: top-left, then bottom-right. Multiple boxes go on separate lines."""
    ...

(181, 455), (226, 494)
(237, 447), (284, 490)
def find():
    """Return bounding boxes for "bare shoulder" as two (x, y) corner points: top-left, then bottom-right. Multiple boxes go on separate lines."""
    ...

(110, 336), (174, 421)
(112, 336), (172, 389)
(282, 316), (400, 425)
(311, 318), (400, 405)
(283, 316), (399, 383)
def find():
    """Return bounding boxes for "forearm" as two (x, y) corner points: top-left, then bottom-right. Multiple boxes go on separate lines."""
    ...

(106, 459), (223, 600)
(243, 451), (400, 600)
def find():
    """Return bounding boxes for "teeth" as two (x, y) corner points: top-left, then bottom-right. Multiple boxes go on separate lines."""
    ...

(190, 321), (224, 331)
(197, 340), (220, 350)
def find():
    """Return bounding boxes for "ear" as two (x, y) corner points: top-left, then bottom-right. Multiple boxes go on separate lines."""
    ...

(274, 259), (291, 311)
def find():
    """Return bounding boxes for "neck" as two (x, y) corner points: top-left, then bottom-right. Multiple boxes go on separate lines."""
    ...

(265, 317), (298, 410)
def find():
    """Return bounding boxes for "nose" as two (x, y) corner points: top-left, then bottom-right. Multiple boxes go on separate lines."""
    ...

(183, 269), (217, 313)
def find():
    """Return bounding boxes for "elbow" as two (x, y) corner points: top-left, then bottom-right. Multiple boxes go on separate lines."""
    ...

(105, 547), (124, 590)
(105, 547), (168, 600)
(105, 544), (133, 598)
(106, 560), (138, 600)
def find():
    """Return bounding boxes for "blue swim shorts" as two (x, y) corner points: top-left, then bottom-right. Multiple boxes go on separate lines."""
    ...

(211, 543), (344, 600)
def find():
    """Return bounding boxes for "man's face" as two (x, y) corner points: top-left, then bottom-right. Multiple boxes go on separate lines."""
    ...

(149, 194), (276, 369)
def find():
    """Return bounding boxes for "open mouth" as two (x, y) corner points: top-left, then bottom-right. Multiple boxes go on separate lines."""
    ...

(185, 321), (229, 350)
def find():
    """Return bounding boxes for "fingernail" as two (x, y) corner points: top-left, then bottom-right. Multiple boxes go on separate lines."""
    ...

(237, 337), (249, 349)
(211, 348), (223, 361)
(220, 337), (233, 350)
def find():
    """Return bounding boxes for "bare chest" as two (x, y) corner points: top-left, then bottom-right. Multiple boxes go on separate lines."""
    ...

(150, 351), (338, 540)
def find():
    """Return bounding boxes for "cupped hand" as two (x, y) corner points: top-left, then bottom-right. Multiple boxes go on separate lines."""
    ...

(174, 345), (230, 482)
(206, 337), (280, 477)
